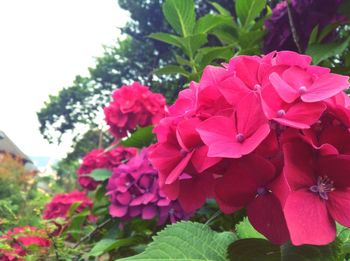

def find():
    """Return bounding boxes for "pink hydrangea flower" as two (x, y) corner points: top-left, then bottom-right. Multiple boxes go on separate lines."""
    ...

(106, 149), (191, 224)
(43, 191), (94, 220)
(0, 226), (51, 261)
(77, 146), (137, 190)
(148, 50), (350, 245)
(104, 82), (167, 139)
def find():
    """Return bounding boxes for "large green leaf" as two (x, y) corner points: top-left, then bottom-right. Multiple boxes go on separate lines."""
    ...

(88, 168), (112, 181)
(194, 14), (233, 34)
(120, 126), (155, 148)
(306, 37), (350, 64)
(154, 65), (190, 78)
(149, 32), (183, 48)
(162, 0), (196, 37)
(228, 238), (280, 261)
(235, 0), (266, 29)
(119, 221), (237, 260)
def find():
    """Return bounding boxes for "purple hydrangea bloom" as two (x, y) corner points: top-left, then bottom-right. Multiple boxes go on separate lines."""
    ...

(264, 0), (344, 53)
(106, 148), (191, 224)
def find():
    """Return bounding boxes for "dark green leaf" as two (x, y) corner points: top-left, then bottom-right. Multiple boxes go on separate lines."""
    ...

(281, 240), (342, 261)
(210, 2), (231, 16)
(162, 0), (196, 36)
(306, 37), (350, 64)
(235, 0), (266, 29)
(228, 238), (280, 261)
(68, 201), (82, 217)
(120, 126), (155, 148)
(149, 32), (183, 48)
(88, 168), (112, 182)
(119, 221), (237, 260)
(195, 46), (234, 67)
(308, 25), (319, 45)
(194, 14), (233, 34)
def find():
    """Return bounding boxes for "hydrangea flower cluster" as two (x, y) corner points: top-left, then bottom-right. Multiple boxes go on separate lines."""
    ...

(264, 0), (344, 53)
(43, 191), (94, 220)
(0, 226), (51, 261)
(104, 82), (167, 139)
(77, 146), (137, 190)
(148, 51), (350, 245)
(106, 149), (191, 225)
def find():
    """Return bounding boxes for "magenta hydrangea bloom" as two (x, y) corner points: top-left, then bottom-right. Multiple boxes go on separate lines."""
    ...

(42, 191), (94, 220)
(104, 82), (167, 139)
(264, 0), (344, 53)
(106, 149), (191, 224)
(77, 146), (137, 190)
(0, 226), (51, 261)
(148, 50), (350, 245)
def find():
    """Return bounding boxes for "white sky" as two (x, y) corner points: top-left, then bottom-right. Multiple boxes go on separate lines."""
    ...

(0, 0), (129, 160)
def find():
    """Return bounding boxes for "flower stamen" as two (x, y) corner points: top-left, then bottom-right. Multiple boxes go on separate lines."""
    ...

(310, 176), (334, 200)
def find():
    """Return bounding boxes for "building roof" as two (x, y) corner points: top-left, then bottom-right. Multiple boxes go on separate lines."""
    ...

(0, 130), (32, 163)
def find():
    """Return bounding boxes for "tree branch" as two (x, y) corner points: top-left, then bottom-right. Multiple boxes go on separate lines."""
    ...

(73, 218), (113, 249)
(286, 0), (302, 53)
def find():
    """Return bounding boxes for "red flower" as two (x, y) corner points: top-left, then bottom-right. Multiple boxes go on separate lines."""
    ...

(0, 226), (51, 261)
(43, 191), (94, 220)
(77, 146), (137, 190)
(283, 139), (350, 245)
(104, 82), (167, 138)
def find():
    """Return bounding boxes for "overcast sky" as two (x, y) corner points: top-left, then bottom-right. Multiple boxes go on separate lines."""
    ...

(0, 0), (129, 160)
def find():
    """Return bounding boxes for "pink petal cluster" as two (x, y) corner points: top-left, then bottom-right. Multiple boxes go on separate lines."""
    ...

(106, 148), (191, 225)
(0, 226), (51, 261)
(77, 146), (137, 190)
(104, 82), (167, 139)
(148, 51), (350, 245)
(42, 191), (94, 220)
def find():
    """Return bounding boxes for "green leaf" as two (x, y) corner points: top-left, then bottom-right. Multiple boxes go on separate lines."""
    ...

(120, 126), (155, 148)
(68, 201), (82, 217)
(212, 26), (238, 44)
(194, 14), (233, 34)
(175, 55), (192, 66)
(235, 217), (266, 240)
(149, 32), (183, 48)
(88, 168), (112, 182)
(119, 221), (237, 260)
(210, 2), (231, 16)
(337, 223), (350, 256)
(308, 25), (319, 45)
(281, 240), (342, 261)
(235, 0), (266, 29)
(317, 22), (341, 43)
(306, 37), (350, 64)
(162, 0), (196, 37)
(228, 238), (280, 261)
(195, 46), (234, 67)
(179, 34), (208, 58)
(87, 238), (139, 257)
(154, 65), (190, 78)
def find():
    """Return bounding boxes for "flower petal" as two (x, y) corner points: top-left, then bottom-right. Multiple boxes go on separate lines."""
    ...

(269, 72), (299, 103)
(284, 190), (336, 246)
(247, 193), (290, 245)
(283, 140), (316, 190)
(328, 190), (350, 227)
(302, 74), (349, 102)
